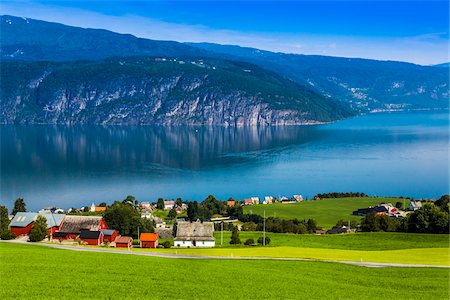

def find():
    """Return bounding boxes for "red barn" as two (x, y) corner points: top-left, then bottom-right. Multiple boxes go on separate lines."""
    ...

(55, 215), (107, 240)
(79, 230), (104, 246)
(101, 229), (118, 243)
(140, 233), (158, 248)
(114, 236), (133, 248)
(9, 212), (38, 236)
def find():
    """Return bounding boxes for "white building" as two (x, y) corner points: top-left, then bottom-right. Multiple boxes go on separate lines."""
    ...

(263, 196), (275, 204)
(408, 201), (422, 211)
(164, 200), (174, 210)
(293, 195), (303, 202)
(174, 221), (215, 248)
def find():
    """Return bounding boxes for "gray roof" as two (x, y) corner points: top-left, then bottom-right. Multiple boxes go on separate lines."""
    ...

(39, 212), (66, 228)
(175, 221), (215, 241)
(9, 212), (38, 227)
(10, 212), (66, 229)
(59, 215), (104, 233)
(101, 229), (116, 236)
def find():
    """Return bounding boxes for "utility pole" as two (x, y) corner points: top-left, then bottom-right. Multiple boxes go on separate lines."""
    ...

(221, 222), (223, 246)
(263, 210), (266, 246)
(137, 226), (140, 246)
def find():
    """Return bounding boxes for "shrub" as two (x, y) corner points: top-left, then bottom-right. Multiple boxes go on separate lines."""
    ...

(242, 222), (257, 231)
(29, 215), (48, 242)
(0, 230), (16, 240)
(257, 236), (270, 245)
(244, 238), (255, 245)
(230, 226), (241, 245)
(162, 240), (172, 248)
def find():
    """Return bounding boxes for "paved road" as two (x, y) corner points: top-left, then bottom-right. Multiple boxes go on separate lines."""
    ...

(1, 239), (448, 269)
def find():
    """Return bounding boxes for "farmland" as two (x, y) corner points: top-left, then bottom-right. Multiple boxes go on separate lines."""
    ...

(242, 197), (410, 229)
(1, 243), (449, 300)
(210, 231), (449, 250)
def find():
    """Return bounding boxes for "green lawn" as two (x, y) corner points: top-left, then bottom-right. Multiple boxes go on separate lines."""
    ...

(1, 243), (448, 299)
(211, 231), (450, 250)
(143, 246), (448, 266)
(243, 197), (410, 229)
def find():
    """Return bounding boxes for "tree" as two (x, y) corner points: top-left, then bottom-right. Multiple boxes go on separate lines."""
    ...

(167, 207), (177, 220)
(244, 238), (254, 245)
(104, 202), (154, 238)
(360, 213), (381, 232)
(257, 236), (271, 245)
(230, 226), (241, 244)
(29, 215), (48, 242)
(12, 198), (26, 215)
(0, 205), (15, 240)
(395, 201), (403, 209)
(435, 195), (449, 212)
(306, 219), (317, 232)
(157, 198), (164, 210)
(0, 205), (10, 233)
(98, 202), (107, 207)
(242, 222), (257, 231)
(123, 195), (137, 206)
(407, 203), (449, 233)
(176, 198), (183, 207)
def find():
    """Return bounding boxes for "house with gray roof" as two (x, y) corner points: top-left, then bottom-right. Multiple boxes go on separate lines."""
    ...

(174, 220), (215, 248)
(9, 212), (66, 236)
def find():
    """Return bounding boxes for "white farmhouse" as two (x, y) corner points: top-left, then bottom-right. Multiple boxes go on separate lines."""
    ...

(174, 221), (215, 248)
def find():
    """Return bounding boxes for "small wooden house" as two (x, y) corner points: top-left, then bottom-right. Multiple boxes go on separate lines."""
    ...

(115, 236), (133, 248)
(79, 230), (104, 245)
(101, 229), (118, 243)
(140, 233), (158, 248)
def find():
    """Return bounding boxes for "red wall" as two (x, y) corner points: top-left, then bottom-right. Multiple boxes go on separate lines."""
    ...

(141, 241), (157, 248)
(99, 219), (108, 230)
(10, 223), (34, 236)
(80, 236), (103, 246)
(104, 231), (118, 243)
(116, 241), (132, 248)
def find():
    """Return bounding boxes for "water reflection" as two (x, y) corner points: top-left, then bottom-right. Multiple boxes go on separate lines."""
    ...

(1, 125), (324, 175)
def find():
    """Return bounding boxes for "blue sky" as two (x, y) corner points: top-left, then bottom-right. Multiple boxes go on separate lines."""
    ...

(1, 0), (449, 64)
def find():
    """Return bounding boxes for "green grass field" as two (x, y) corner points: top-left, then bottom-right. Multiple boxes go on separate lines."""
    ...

(243, 197), (410, 229)
(211, 231), (450, 250)
(1, 243), (448, 299)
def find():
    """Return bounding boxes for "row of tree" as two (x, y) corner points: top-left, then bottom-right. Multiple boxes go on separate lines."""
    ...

(314, 192), (368, 199)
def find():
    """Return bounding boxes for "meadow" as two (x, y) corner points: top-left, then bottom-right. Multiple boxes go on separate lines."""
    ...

(211, 231), (450, 250)
(243, 197), (410, 229)
(1, 243), (448, 299)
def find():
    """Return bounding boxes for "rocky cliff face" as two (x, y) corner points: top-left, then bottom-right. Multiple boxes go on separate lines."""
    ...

(1, 58), (354, 125)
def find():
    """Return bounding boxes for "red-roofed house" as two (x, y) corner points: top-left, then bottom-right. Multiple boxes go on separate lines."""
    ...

(140, 233), (158, 248)
(115, 236), (133, 248)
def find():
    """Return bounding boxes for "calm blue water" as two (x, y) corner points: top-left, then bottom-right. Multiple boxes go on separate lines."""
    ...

(1, 111), (448, 211)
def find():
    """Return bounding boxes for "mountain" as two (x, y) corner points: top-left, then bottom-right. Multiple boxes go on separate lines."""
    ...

(432, 63), (450, 68)
(1, 57), (353, 125)
(188, 43), (449, 112)
(1, 15), (447, 126)
(1, 15), (206, 61)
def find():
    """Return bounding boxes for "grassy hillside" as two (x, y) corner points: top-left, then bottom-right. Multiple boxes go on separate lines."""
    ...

(1, 243), (448, 299)
(243, 197), (409, 229)
(211, 231), (449, 250)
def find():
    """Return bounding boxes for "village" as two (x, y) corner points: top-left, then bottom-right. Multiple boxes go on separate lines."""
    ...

(2, 193), (433, 249)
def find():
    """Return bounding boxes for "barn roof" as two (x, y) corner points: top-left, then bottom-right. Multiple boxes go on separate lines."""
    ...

(140, 233), (158, 242)
(40, 212), (66, 228)
(9, 212), (38, 227)
(101, 229), (117, 236)
(59, 216), (104, 233)
(79, 230), (102, 239)
(175, 221), (215, 241)
(115, 236), (132, 244)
